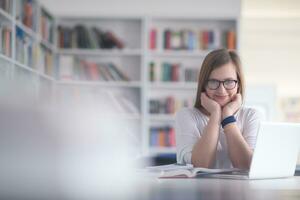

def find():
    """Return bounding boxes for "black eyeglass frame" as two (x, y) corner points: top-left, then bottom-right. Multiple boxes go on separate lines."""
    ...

(206, 79), (238, 90)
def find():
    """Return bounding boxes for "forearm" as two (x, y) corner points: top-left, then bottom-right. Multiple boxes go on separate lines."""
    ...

(224, 123), (253, 169)
(191, 112), (221, 168)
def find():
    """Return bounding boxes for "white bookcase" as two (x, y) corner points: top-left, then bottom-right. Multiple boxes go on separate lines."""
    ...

(0, 0), (56, 104)
(0, 0), (238, 157)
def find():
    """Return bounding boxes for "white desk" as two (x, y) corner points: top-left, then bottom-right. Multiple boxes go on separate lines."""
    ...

(131, 176), (300, 200)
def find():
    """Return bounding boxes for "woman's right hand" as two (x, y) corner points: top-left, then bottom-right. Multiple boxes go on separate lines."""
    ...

(201, 92), (221, 116)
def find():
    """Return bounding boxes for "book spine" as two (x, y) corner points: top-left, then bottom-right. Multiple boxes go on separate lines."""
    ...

(149, 96), (194, 114)
(149, 61), (155, 81)
(227, 30), (236, 49)
(164, 29), (171, 50)
(149, 126), (176, 147)
(149, 28), (157, 50)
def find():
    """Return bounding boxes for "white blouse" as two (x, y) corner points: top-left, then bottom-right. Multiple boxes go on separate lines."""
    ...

(175, 106), (262, 168)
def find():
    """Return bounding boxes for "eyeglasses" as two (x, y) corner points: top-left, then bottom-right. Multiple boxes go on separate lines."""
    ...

(206, 79), (238, 90)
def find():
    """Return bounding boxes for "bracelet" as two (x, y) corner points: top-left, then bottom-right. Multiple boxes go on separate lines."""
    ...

(221, 115), (236, 128)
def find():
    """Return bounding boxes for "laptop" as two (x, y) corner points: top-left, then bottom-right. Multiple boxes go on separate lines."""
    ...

(206, 122), (300, 180)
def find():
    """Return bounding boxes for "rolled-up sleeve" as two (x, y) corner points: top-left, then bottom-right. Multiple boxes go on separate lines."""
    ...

(242, 108), (263, 150)
(175, 109), (202, 164)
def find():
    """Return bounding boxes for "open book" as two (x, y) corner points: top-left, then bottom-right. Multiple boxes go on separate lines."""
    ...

(159, 167), (239, 178)
(145, 163), (240, 178)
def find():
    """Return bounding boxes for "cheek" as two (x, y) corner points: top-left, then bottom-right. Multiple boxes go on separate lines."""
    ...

(205, 90), (214, 99)
(228, 88), (238, 97)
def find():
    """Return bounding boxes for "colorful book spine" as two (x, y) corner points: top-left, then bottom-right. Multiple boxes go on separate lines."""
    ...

(0, 0), (12, 13)
(149, 126), (176, 147)
(59, 59), (130, 81)
(149, 96), (194, 114)
(0, 26), (11, 57)
(227, 30), (236, 49)
(40, 9), (54, 43)
(149, 28), (157, 50)
(15, 27), (34, 67)
(159, 28), (236, 51)
(57, 25), (125, 49)
(149, 61), (182, 82)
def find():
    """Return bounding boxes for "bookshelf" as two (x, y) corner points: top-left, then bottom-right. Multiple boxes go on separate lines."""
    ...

(54, 16), (145, 154)
(145, 17), (238, 155)
(0, 1), (238, 157)
(0, 0), (56, 104)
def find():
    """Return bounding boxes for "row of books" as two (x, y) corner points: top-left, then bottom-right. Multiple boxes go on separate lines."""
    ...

(0, 25), (11, 57)
(40, 9), (54, 43)
(0, 0), (11, 13)
(149, 96), (194, 114)
(16, 27), (54, 75)
(149, 61), (199, 82)
(185, 68), (198, 82)
(59, 56), (130, 81)
(149, 62), (180, 82)
(57, 25), (124, 49)
(16, 0), (38, 31)
(40, 45), (54, 76)
(16, 26), (34, 67)
(149, 126), (176, 147)
(149, 28), (236, 50)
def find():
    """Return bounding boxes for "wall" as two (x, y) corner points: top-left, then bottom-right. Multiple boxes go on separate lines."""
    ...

(39, 0), (241, 18)
(240, 0), (300, 99)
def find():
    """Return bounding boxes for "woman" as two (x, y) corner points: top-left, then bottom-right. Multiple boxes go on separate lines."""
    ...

(175, 49), (261, 169)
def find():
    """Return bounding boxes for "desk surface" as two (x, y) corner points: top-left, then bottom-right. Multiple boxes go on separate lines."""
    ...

(128, 176), (300, 200)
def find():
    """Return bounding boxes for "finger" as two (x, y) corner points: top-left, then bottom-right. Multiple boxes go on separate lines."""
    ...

(201, 92), (208, 100)
(201, 92), (205, 100)
(235, 93), (242, 103)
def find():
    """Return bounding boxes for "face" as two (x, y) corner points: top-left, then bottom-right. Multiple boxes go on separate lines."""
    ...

(205, 62), (238, 107)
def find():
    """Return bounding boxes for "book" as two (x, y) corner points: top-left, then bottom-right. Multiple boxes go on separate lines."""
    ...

(149, 126), (175, 147)
(59, 55), (74, 80)
(146, 163), (193, 172)
(158, 167), (239, 178)
(149, 28), (157, 49)
(146, 164), (240, 178)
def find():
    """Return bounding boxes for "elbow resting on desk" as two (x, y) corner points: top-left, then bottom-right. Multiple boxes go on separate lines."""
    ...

(191, 149), (216, 169)
(230, 150), (253, 170)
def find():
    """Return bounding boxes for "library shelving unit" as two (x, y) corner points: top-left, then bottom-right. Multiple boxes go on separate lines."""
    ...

(0, 0), (56, 104)
(55, 16), (238, 156)
(0, 0), (238, 157)
(145, 17), (238, 155)
(54, 16), (145, 154)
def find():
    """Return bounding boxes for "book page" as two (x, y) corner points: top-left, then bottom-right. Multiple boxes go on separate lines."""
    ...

(146, 163), (193, 172)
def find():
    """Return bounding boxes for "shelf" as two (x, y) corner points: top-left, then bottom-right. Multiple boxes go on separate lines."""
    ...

(58, 49), (143, 56)
(0, 8), (13, 21)
(149, 82), (197, 90)
(149, 147), (176, 155)
(148, 50), (210, 57)
(0, 53), (14, 63)
(13, 60), (55, 81)
(40, 39), (56, 51)
(57, 80), (142, 88)
(149, 114), (175, 121)
(16, 21), (56, 51)
(100, 113), (141, 120)
(15, 21), (38, 39)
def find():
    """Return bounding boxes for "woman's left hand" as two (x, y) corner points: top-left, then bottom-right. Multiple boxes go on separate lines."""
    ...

(222, 93), (242, 119)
